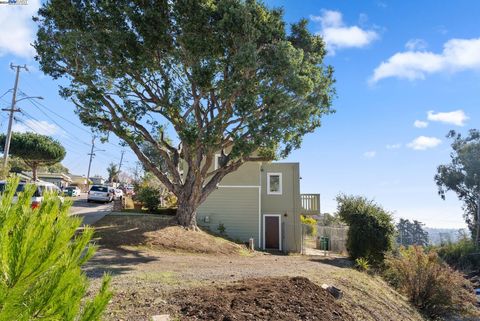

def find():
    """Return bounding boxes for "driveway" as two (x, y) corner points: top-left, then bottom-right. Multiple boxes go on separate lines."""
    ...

(69, 194), (113, 225)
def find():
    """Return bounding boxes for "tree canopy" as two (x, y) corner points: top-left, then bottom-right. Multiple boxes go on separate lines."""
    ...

(396, 218), (429, 247)
(0, 132), (66, 181)
(106, 162), (120, 183)
(435, 129), (480, 242)
(34, 0), (335, 227)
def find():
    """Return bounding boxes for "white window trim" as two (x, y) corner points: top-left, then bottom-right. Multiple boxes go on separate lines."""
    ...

(263, 214), (282, 250)
(267, 172), (282, 195)
(214, 154), (221, 170)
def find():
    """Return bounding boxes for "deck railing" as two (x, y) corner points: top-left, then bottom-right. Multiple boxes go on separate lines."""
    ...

(301, 194), (320, 215)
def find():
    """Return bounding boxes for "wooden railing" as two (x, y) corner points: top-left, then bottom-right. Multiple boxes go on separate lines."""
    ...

(301, 194), (320, 215)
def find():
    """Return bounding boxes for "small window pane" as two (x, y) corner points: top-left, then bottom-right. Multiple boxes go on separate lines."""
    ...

(269, 175), (280, 192)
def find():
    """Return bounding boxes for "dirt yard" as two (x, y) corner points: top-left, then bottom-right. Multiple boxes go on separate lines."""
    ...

(87, 215), (425, 321)
(172, 276), (355, 321)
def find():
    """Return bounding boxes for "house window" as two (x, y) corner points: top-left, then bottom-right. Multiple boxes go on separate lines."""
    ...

(267, 173), (282, 195)
(214, 154), (221, 170)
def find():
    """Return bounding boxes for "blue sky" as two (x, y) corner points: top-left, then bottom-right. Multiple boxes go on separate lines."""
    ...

(1, 1), (480, 228)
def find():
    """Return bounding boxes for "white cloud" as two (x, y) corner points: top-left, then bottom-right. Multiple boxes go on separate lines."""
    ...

(371, 37), (480, 83)
(414, 120), (429, 128)
(363, 151), (377, 158)
(310, 10), (379, 54)
(386, 143), (401, 150)
(13, 119), (63, 136)
(407, 136), (442, 150)
(405, 38), (428, 51)
(427, 110), (469, 126)
(0, 0), (40, 58)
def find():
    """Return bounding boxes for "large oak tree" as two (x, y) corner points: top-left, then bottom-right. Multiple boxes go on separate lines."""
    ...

(34, 0), (335, 228)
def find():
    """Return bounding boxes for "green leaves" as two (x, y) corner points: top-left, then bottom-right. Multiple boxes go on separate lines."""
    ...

(0, 178), (111, 321)
(336, 194), (396, 265)
(34, 0), (336, 226)
(0, 132), (66, 166)
(435, 129), (480, 235)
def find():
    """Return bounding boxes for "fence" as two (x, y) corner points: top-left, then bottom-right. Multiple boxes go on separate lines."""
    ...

(301, 224), (348, 255)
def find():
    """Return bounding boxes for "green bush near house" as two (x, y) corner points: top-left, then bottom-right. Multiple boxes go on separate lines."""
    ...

(0, 178), (111, 320)
(384, 246), (478, 319)
(336, 194), (395, 265)
(136, 185), (162, 212)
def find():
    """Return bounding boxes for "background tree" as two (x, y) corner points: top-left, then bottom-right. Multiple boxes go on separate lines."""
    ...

(0, 132), (66, 181)
(435, 129), (480, 244)
(34, 0), (335, 229)
(106, 162), (120, 183)
(337, 194), (396, 265)
(42, 162), (70, 174)
(396, 218), (429, 247)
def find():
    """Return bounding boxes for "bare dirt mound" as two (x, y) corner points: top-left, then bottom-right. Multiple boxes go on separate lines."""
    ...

(170, 276), (355, 321)
(92, 215), (245, 255)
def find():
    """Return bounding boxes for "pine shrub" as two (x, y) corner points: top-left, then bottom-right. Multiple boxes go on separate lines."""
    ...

(0, 178), (111, 320)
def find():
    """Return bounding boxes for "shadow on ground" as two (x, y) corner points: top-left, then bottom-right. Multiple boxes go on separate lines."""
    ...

(308, 256), (353, 268)
(84, 247), (159, 279)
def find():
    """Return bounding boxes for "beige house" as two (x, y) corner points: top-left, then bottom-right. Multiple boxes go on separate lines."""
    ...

(22, 172), (72, 188)
(198, 161), (320, 253)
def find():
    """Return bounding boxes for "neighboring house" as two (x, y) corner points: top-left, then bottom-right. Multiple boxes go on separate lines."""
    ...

(197, 160), (320, 253)
(69, 174), (91, 192)
(23, 172), (72, 189)
(90, 176), (105, 185)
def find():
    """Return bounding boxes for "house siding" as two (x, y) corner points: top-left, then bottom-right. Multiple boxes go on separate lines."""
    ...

(261, 163), (301, 252)
(197, 187), (260, 245)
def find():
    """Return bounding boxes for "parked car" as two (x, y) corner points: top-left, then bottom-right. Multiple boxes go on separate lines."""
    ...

(0, 180), (64, 209)
(63, 186), (81, 197)
(114, 188), (124, 200)
(87, 185), (112, 203)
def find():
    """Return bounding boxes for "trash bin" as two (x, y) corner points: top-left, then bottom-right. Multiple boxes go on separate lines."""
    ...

(320, 236), (330, 251)
(67, 189), (73, 197)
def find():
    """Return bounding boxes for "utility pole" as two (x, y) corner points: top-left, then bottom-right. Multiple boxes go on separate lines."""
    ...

(2, 64), (27, 170)
(118, 150), (125, 172)
(86, 135), (96, 186)
(477, 192), (480, 250)
(115, 150), (125, 186)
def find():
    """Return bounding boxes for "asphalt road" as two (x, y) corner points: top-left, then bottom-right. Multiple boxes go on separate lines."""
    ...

(70, 194), (113, 226)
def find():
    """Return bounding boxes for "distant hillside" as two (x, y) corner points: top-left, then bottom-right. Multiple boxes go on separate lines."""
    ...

(425, 228), (469, 245)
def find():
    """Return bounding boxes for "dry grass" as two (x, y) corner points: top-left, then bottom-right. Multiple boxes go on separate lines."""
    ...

(92, 214), (246, 255)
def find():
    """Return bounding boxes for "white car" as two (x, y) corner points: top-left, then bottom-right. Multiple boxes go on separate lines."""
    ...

(114, 189), (124, 200)
(64, 186), (81, 197)
(0, 180), (64, 209)
(87, 185), (112, 203)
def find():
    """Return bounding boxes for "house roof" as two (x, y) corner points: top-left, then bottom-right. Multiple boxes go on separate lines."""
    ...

(23, 172), (73, 182)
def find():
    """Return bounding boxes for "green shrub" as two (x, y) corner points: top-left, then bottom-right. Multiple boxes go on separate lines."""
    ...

(0, 178), (111, 320)
(336, 194), (395, 265)
(436, 236), (480, 271)
(136, 185), (162, 212)
(217, 222), (226, 236)
(301, 215), (317, 236)
(385, 246), (478, 319)
(355, 257), (370, 272)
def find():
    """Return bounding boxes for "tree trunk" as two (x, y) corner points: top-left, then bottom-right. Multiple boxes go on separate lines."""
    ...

(32, 164), (38, 181)
(176, 201), (199, 230)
